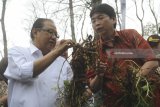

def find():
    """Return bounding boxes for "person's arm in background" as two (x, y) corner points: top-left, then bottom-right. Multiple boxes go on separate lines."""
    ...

(0, 95), (7, 107)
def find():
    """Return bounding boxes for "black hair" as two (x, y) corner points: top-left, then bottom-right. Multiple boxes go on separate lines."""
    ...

(90, 3), (117, 28)
(30, 18), (53, 40)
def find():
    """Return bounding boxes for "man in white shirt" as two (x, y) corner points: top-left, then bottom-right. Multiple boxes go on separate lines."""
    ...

(4, 18), (74, 107)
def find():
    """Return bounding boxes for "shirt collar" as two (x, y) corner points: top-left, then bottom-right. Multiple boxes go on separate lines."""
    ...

(29, 43), (42, 55)
(99, 31), (119, 45)
(114, 30), (120, 38)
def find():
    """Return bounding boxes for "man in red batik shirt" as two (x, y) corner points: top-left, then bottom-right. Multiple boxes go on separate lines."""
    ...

(87, 3), (159, 107)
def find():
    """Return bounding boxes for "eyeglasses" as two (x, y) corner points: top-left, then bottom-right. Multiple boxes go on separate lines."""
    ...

(40, 28), (59, 38)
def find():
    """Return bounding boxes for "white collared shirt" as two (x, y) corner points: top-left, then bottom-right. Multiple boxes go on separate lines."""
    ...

(4, 44), (73, 107)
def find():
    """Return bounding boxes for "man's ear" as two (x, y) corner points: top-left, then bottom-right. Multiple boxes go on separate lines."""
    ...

(112, 17), (117, 23)
(32, 28), (38, 35)
(32, 28), (39, 38)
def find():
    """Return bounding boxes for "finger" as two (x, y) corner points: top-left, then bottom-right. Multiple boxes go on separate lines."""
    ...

(64, 42), (72, 49)
(68, 40), (75, 46)
(66, 40), (75, 47)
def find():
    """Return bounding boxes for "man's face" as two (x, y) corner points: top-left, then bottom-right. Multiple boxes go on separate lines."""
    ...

(91, 13), (116, 39)
(34, 20), (58, 55)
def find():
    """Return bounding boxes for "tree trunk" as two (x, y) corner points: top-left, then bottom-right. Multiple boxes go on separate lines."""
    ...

(134, 0), (145, 36)
(69, 0), (76, 42)
(1, 0), (8, 58)
(121, 0), (126, 29)
(149, 0), (159, 34)
(115, 0), (121, 30)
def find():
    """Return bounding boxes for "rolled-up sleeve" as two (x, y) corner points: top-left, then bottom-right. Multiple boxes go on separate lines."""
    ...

(4, 47), (34, 81)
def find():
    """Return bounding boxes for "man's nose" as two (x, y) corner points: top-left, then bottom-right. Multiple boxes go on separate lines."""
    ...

(50, 35), (57, 41)
(94, 20), (101, 26)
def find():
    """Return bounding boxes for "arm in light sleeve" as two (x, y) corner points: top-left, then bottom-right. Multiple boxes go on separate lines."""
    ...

(4, 47), (34, 81)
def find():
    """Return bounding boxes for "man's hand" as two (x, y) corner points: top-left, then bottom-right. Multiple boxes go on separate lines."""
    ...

(89, 61), (107, 93)
(136, 61), (158, 77)
(54, 39), (75, 55)
(95, 61), (107, 77)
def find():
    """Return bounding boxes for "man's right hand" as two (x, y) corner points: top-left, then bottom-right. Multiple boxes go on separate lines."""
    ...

(54, 39), (75, 55)
(95, 61), (107, 77)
